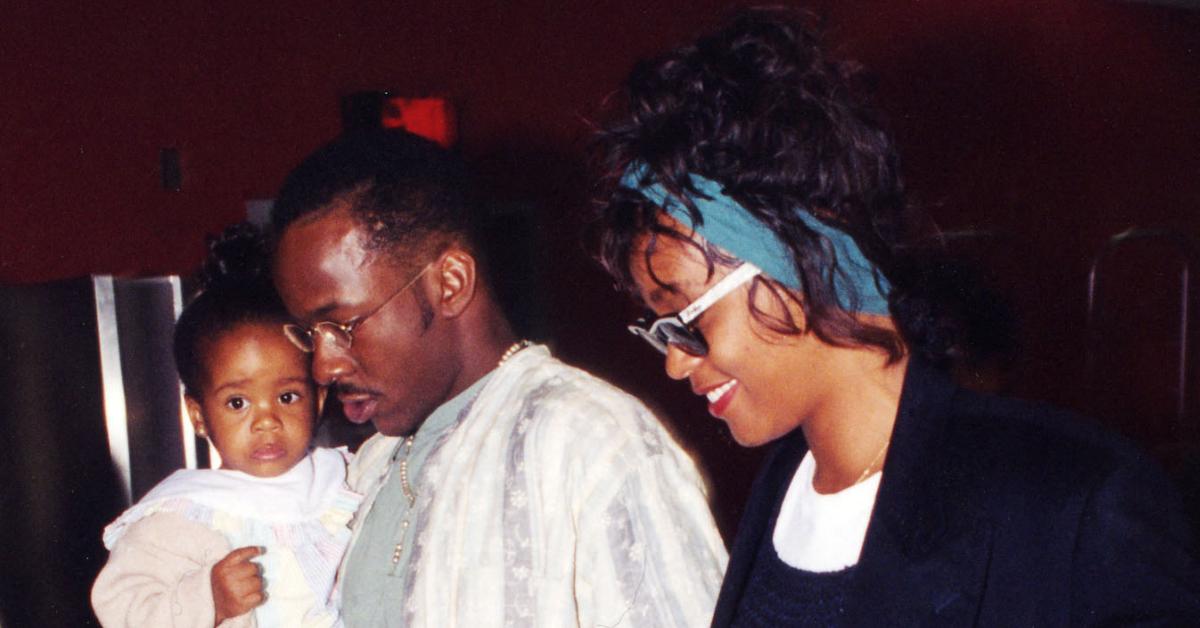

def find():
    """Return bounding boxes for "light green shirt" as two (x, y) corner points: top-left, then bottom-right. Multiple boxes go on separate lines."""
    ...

(340, 373), (492, 628)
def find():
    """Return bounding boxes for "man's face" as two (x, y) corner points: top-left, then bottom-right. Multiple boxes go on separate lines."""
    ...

(273, 205), (456, 437)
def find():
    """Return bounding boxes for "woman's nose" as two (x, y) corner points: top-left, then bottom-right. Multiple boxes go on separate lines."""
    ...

(664, 344), (703, 380)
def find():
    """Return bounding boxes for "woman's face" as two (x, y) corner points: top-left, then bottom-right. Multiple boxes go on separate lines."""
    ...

(628, 224), (841, 447)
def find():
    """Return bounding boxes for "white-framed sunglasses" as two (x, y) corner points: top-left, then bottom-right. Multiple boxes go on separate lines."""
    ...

(627, 262), (761, 356)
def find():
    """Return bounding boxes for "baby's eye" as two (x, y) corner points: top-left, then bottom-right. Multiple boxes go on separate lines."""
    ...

(225, 396), (248, 411)
(279, 391), (302, 404)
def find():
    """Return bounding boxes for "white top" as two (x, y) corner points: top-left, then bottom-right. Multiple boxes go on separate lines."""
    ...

(105, 447), (354, 541)
(344, 344), (727, 627)
(99, 448), (361, 627)
(772, 450), (882, 572)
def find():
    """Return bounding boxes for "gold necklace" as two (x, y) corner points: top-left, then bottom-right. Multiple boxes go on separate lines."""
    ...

(855, 439), (890, 485)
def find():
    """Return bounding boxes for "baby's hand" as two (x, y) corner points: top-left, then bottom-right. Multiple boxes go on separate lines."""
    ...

(211, 546), (265, 624)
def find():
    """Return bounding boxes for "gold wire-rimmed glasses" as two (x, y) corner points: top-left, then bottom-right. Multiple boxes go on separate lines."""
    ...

(282, 264), (430, 353)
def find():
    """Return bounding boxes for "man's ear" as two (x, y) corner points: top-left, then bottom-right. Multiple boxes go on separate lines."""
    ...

(185, 396), (208, 439)
(431, 248), (477, 319)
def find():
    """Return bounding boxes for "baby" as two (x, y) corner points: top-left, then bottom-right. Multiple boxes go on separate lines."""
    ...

(92, 224), (360, 627)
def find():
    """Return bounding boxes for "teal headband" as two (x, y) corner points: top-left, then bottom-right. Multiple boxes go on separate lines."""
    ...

(620, 165), (891, 315)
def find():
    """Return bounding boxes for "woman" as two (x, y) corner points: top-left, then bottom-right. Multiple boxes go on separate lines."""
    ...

(591, 8), (1199, 626)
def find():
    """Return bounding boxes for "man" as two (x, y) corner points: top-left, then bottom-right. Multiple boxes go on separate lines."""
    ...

(269, 129), (726, 627)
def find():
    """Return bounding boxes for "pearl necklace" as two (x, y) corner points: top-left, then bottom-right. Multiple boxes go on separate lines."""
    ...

(397, 434), (416, 506)
(393, 340), (535, 566)
(396, 339), (532, 508)
(498, 338), (533, 366)
(391, 340), (533, 565)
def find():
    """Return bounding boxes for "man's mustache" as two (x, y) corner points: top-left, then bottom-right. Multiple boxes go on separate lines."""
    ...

(332, 383), (381, 397)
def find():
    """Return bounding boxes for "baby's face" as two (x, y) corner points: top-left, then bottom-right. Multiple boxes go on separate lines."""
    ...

(188, 322), (316, 477)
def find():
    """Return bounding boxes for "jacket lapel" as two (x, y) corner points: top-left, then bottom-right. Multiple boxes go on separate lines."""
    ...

(710, 430), (808, 627)
(845, 359), (994, 626)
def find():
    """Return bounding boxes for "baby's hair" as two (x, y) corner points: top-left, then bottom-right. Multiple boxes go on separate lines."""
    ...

(173, 222), (294, 399)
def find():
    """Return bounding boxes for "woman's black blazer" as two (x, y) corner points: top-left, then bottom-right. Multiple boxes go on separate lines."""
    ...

(712, 359), (1200, 626)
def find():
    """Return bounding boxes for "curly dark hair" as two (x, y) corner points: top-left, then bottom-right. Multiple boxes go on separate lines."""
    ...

(269, 129), (484, 268)
(591, 7), (959, 363)
(173, 222), (299, 399)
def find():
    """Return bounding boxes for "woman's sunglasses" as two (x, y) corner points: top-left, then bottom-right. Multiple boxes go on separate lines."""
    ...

(627, 263), (761, 356)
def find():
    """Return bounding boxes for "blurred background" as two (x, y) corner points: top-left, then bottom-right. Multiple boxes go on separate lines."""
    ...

(2, 1), (1199, 624)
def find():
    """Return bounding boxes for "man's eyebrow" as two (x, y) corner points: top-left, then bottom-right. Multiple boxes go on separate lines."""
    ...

(305, 301), (342, 321)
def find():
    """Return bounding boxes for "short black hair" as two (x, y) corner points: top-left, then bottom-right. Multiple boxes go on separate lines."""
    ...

(173, 222), (296, 399)
(270, 129), (484, 265)
(592, 8), (949, 363)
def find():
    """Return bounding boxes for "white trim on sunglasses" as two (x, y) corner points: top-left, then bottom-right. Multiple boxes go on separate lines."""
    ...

(628, 262), (762, 355)
(679, 262), (762, 324)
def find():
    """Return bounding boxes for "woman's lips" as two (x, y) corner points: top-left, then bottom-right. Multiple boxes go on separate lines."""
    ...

(704, 379), (739, 417)
(340, 396), (378, 424)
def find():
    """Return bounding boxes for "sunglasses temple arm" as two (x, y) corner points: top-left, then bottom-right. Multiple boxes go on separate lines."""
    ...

(679, 263), (762, 324)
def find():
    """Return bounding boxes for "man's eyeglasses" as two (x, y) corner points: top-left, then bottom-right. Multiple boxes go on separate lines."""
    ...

(282, 264), (430, 354)
(627, 263), (761, 356)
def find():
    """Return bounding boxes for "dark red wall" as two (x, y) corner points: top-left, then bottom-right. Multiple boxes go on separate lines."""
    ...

(4, 1), (1199, 537)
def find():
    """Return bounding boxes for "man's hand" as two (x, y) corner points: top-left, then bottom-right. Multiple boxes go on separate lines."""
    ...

(211, 546), (265, 624)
